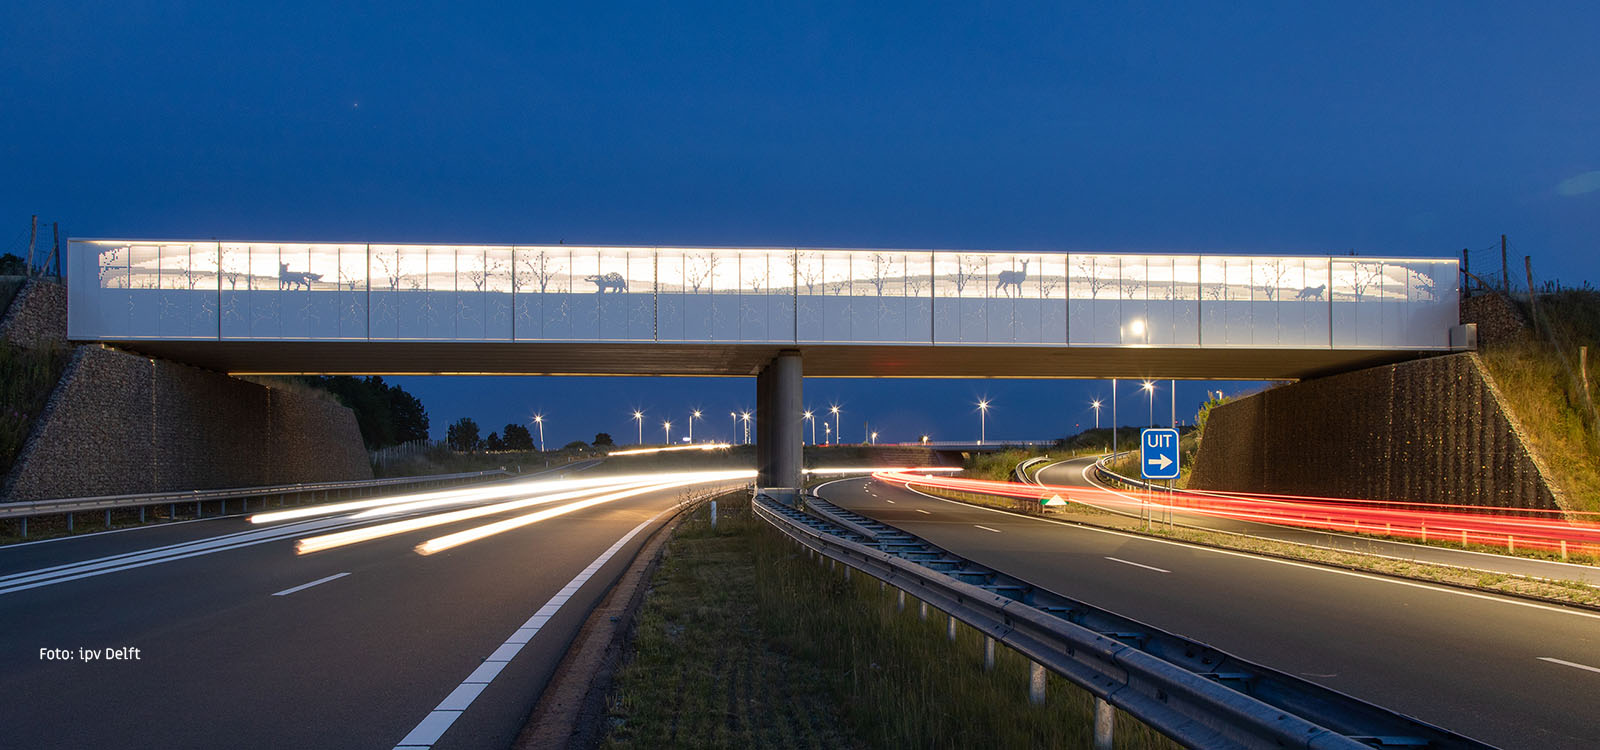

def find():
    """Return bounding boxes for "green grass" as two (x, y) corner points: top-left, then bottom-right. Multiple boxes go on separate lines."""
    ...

(603, 496), (1177, 749)
(0, 341), (70, 478)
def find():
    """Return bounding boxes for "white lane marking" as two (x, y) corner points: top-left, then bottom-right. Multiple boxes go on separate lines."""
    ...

(1105, 556), (1170, 573)
(835, 477), (1600, 622)
(885, 499), (896, 504)
(1538, 657), (1600, 674)
(271, 572), (349, 597)
(392, 513), (663, 749)
(974, 525), (1002, 534)
(914, 509), (931, 515)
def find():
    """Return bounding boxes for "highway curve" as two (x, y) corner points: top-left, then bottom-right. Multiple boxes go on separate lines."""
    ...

(819, 474), (1600, 750)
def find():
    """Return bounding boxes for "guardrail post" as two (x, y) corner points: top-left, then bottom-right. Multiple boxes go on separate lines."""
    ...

(104, 509), (111, 529)
(897, 589), (906, 612)
(1093, 697), (1115, 750)
(946, 614), (957, 641)
(919, 600), (928, 621)
(67, 513), (73, 532)
(195, 500), (201, 518)
(1028, 661), (1046, 705)
(140, 506), (146, 523)
(844, 566), (851, 582)
(20, 517), (27, 538)
(710, 500), (717, 528)
(1561, 540), (1569, 562)
(169, 503), (175, 519)
(983, 636), (995, 671)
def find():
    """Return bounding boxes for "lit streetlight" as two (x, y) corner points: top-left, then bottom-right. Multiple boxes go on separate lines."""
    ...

(689, 410), (701, 443)
(531, 414), (545, 452)
(740, 411), (752, 444)
(1090, 399), (1102, 430)
(921, 434), (929, 445)
(976, 399), (991, 445)
(663, 420), (672, 445)
(870, 431), (878, 445)
(803, 410), (815, 445)
(632, 410), (644, 445)
(830, 405), (841, 444)
(824, 422), (831, 445)
(730, 412), (738, 443)
(1141, 380), (1156, 428)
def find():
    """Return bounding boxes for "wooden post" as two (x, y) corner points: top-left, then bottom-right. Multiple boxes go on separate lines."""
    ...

(1526, 256), (1538, 330)
(1500, 234), (1509, 294)
(1582, 346), (1592, 410)
(26, 215), (37, 277)
(43, 222), (59, 278)
(1461, 248), (1470, 294)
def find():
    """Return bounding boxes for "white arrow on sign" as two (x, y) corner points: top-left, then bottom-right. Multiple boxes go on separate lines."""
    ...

(1146, 455), (1173, 471)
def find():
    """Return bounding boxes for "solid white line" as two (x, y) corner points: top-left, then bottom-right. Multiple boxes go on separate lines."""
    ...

(914, 509), (931, 515)
(885, 499), (895, 504)
(391, 512), (665, 749)
(974, 525), (1002, 534)
(1538, 657), (1600, 674)
(852, 477), (1600, 622)
(271, 572), (349, 597)
(1105, 556), (1170, 573)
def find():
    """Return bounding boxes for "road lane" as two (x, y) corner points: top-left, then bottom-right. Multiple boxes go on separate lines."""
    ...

(0, 477), (738, 749)
(822, 475), (1600, 750)
(1036, 456), (1600, 586)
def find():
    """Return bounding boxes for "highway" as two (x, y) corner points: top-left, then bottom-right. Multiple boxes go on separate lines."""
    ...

(1036, 456), (1600, 586)
(821, 474), (1600, 750)
(0, 471), (745, 749)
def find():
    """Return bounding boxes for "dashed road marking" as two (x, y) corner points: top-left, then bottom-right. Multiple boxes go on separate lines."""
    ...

(1104, 557), (1170, 573)
(272, 572), (349, 596)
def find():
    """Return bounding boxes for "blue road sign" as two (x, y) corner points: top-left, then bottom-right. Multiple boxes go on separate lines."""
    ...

(1140, 428), (1180, 480)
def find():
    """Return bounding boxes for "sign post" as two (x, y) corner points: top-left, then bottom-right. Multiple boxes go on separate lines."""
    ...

(1140, 428), (1180, 528)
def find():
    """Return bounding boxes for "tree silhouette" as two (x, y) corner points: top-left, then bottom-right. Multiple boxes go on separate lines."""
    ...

(446, 417), (482, 452)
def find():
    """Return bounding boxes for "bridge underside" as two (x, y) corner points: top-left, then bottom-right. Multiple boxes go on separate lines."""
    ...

(101, 340), (1428, 380)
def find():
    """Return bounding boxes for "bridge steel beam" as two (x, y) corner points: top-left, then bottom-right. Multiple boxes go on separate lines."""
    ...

(755, 350), (802, 493)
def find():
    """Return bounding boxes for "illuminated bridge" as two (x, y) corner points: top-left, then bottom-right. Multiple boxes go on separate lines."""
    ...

(66, 239), (1464, 489)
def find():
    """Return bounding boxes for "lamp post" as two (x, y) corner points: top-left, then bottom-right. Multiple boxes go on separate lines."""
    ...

(730, 412), (738, 443)
(632, 410), (644, 445)
(803, 410), (815, 445)
(921, 435), (929, 445)
(871, 431), (878, 445)
(663, 420), (672, 445)
(1141, 380), (1155, 428)
(830, 405), (841, 444)
(532, 414), (545, 452)
(1112, 378), (1118, 455)
(1091, 399), (1102, 430)
(741, 411), (751, 444)
(689, 410), (700, 443)
(824, 422), (831, 445)
(977, 399), (991, 445)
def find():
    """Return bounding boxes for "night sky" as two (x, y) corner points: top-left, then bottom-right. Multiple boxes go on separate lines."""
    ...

(3, 2), (1596, 446)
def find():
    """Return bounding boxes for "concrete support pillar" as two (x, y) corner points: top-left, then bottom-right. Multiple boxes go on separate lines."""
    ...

(756, 350), (803, 491)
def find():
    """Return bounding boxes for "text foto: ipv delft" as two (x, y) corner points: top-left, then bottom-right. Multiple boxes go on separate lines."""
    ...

(40, 647), (142, 661)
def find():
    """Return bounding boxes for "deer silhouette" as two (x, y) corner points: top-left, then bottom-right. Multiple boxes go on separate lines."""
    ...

(994, 260), (1030, 297)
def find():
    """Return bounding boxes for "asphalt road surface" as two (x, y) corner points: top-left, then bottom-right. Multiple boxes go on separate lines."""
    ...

(822, 474), (1600, 750)
(0, 475), (738, 749)
(1036, 456), (1600, 586)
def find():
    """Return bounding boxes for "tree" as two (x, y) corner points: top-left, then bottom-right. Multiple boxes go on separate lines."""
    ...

(485, 432), (505, 451)
(593, 432), (615, 447)
(502, 423), (534, 451)
(297, 375), (430, 449)
(446, 417), (482, 452)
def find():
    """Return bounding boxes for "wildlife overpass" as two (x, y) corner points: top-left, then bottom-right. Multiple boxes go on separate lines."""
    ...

(65, 239), (1464, 489)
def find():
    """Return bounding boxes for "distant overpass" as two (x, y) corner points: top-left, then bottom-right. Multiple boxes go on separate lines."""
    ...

(66, 239), (1463, 489)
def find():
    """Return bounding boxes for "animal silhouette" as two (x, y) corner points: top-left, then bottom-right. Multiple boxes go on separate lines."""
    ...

(1295, 284), (1326, 300)
(278, 263), (322, 291)
(994, 260), (1030, 297)
(585, 272), (628, 293)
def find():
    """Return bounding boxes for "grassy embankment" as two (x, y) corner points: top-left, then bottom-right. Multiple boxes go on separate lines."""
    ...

(0, 275), (71, 481)
(602, 496), (1176, 749)
(1478, 289), (1600, 513)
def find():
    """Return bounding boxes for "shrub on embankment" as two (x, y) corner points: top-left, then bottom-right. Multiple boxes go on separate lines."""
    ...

(0, 341), (69, 477)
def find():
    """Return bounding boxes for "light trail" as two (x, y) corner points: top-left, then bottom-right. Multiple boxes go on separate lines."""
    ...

(293, 470), (754, 555)
(608, 443), (732, 456)
(415, 483), (677, 555)
(872, 470), (1600, 554)
(803, 466), (963, 475)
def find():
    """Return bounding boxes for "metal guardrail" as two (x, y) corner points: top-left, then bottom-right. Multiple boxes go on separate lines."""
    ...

(0, 469), (513, 537)
(755, 493), (1494, 750)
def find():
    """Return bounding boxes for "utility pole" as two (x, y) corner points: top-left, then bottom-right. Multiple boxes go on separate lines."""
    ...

(26, 215), (37, 278)
(1525, 256), (1538, 331)
(1111, 378), (1118, 455)
(1461, 248), (1470, 295)
(44, 223), (60, 279)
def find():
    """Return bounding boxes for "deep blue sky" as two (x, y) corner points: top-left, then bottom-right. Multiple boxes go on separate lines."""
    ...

(3, 2), (1596, 445)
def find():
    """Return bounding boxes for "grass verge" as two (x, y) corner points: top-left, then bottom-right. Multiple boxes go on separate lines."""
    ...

(602, 496), (1177, 749)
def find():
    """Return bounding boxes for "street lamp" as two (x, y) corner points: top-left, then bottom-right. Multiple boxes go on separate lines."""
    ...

(870, 431), (878, 445)
(976, 399), (991, 445)
(730, 412), (738, 443)
(632, 410), (644, 445)
(921, 435), (929, 445)
(803, 410), (815, 446)
(1090, 399), (1102, 430)
(740, 411), (752, 444)
(1141, 380), (1155, 428)
(663, 420), (672, 445)
(830, 405), (841, 444)
(689, 410), (701, 443)
(824, 422), (831, 444)
(532, 413), (545, 452)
